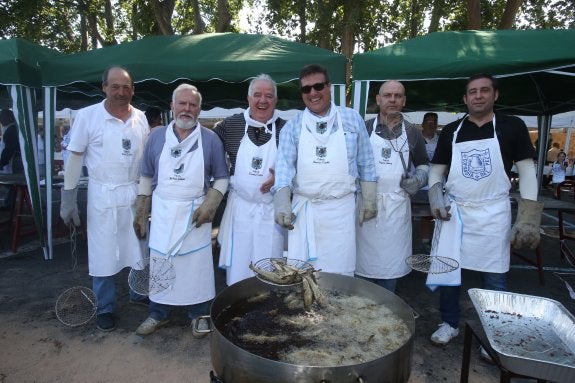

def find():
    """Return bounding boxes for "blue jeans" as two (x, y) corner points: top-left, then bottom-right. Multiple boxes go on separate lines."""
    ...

(356, 275), (398, 293)
(149, 300), (211, 321)
(439, 271), (507, 329)
(93, 275), (147, 315)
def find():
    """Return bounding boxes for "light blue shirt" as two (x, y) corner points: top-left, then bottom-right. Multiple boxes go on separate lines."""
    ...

(273, 106), (377, 192)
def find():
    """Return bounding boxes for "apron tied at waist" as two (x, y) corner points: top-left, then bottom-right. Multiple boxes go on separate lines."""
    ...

(291, 194), (317, 261)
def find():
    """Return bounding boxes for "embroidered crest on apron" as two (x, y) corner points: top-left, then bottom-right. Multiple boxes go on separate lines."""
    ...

(148, 123), (214, 305)
(356, 120), (411, 279)
(427, 116), (511, 290)
(87, 114), (146, 277)
(288, 106), (356, 276)
(217, 113), (284, 285)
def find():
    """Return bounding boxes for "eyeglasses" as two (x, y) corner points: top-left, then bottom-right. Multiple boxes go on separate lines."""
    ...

(301, 82), (328, 94)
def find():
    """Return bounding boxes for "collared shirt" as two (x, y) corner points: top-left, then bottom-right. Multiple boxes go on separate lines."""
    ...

(365, 116), (429, 168)
(273, 106), (377, 191)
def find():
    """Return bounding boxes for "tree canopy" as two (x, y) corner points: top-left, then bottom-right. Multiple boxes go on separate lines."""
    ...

(1, 0), (573, 56)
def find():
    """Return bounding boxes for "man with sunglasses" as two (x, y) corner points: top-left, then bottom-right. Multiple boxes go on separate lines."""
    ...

(355, 81), (429, 293)
(273, 64), (377, 276)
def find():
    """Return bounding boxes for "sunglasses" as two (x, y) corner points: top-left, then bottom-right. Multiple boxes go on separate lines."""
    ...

(301, 82), (328, 94)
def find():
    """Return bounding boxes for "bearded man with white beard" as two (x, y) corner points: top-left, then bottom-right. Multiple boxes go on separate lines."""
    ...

(133, 84), (229, 336)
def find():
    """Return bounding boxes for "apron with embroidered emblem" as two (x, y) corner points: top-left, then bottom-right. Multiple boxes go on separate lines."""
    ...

(149, 123), (214, 305)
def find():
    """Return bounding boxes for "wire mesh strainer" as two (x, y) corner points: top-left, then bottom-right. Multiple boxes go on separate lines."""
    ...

(251, 257), (315, 286)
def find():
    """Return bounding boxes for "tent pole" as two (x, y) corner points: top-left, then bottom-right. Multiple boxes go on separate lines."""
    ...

(536, 114), (552, 193)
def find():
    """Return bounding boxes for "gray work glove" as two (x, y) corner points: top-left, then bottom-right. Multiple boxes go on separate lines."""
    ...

(193, 188), (224, 227)
(133, 195), (152, 240)
(400, 168), (428, 196)
(428, 182), (451, 220)
(511, 198), (544, 250)
(60, 188), (80, 227)
(273, 187), (295, 230)
(359, 181), (377, 225)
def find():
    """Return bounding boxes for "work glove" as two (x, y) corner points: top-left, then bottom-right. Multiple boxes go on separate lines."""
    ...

(193, 188), (224, 227)
(359, 181), (377, 225)
(400, 168), (428, 196)
(510, 198), (544, 250)
(60, 188), (80, 227)
(428, 182), (451, 220)
(273, 187), (295, 230)
(133, 195), (152, 240)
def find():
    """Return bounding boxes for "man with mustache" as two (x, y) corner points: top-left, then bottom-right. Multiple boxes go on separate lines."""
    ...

(426, 73), (542, 346)
(60, 67), (150, 332)
(215, 74), (287, 286)
(133, 84), (229, 337)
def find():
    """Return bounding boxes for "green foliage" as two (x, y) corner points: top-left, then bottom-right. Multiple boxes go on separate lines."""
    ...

(1, 0), (573, 54)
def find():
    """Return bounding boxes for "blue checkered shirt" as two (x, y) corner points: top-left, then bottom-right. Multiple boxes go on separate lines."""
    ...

(273, 106), (377, 192)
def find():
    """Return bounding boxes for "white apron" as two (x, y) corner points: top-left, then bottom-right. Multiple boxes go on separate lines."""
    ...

(356, 120), (411, 279)
(87, 115), (146, 277)
(427, 117), (511, 288)
(218, 116), (284, 286)
(288, 108), (357, 276)
(148, 124), (214, 305)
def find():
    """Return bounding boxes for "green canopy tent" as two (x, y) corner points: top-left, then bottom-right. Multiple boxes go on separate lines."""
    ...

(40, 32), (347, 259)
(351, 29), (575, 186)
(41, 33), (348, 111)
(0, 38), (63, 259)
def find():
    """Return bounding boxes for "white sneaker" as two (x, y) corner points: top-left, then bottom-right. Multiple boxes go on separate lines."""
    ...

(135, 317), (170, 336)
(191, 317), (210, 339)
(430, 322), (459, 345)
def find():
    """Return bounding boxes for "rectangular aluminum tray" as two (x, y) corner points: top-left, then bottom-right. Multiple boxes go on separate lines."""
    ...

(468, 288), (575, 382)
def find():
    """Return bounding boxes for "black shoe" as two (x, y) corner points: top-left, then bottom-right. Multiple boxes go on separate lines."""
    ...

(96, 313), (116, 332)
(129, 297), (150, 307)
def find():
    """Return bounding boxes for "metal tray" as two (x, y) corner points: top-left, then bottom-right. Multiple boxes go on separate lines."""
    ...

(468, 288), (575, 382)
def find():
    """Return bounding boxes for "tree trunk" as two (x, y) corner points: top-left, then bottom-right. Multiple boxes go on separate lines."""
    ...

(298, 0), (307, 43)
(409, 0), (421, 39)
(103, 0), (118, 45)
(498, 0), (523, 29)
(80, 15), (88, 51)
(216, 0), (232, 32)
(467, 0), (481, 29)
(342, 0), (360, 87)
(191, 0), (206, 34)
(428, 0), (444, 33)
(150, 0), (175, 35)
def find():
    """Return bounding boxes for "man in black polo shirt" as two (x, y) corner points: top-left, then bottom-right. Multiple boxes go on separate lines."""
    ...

(426, 73), (542, 346)
(214, 74), (287, 286)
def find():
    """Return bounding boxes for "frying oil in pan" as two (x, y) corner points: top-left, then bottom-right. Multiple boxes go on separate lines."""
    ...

(214, 289), (411, 366)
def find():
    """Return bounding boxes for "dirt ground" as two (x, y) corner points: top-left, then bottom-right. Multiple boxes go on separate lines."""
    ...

(1, 195), (575, 383)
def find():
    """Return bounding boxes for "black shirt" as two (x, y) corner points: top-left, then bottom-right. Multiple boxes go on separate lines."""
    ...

(432, 112), (536, 178)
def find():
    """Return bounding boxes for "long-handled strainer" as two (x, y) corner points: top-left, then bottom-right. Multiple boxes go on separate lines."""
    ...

(250, 257), (315, 287)
(55, 286), (98, 326)
(128, 223), (197, 296)
(406, 220), (460, 274)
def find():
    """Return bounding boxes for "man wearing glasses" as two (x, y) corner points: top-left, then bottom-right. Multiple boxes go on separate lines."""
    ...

(273, 64), (377, 276)
(355, 81), (429, 293)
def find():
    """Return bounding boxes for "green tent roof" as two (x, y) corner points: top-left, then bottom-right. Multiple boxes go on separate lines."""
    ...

(41, 33), (347, 110)
(0, 38), (63, 87)
(352, 29), (575, 115)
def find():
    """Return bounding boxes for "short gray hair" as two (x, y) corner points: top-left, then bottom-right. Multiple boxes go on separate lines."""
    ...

(248, 74), (277, 98)
(172, 83), (202, 106)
